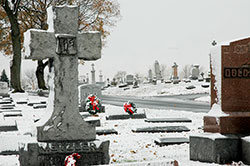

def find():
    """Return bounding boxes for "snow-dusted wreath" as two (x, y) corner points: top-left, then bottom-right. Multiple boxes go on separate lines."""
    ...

(85, 94), (101, 115)
(123, 101), (137, 115)
(64, 153), (81, 166)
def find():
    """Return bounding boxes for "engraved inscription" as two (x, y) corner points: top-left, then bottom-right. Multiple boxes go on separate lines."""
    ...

(56, 35), (77, 55)
(233, 42), (250, 54)
(224, 67), (250, 78)
(39, 142), (97, 154)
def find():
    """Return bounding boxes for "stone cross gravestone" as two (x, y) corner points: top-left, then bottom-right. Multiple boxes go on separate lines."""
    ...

(91, 63), (96, 84)
(21, 5), (109, 165)
(154, 60), (162, 80)
(190, 37), (250, 164)
(24, 6), (101, 142)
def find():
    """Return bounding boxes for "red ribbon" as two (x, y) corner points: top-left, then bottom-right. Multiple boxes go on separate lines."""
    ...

(124, 103), (134, 114)
(88, 95), (99, 110)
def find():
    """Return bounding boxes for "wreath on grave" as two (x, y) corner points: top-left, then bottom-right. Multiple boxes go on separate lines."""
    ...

(85, 94), (102, 115)
(123, 101), (137, 115)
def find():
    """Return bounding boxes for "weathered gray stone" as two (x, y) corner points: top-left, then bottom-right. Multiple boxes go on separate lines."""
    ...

(24, 5), (102, 142)
(79, 84), (102, 110)
(91, 63), (96, 84)
(155, 137), (189, 146)
(125, 75), (134, 85)
(0, 104), (15, 109)
(242, 136), (250, 165)
(0, 100), (12, 104)
(0, 109), (22, 113)
(3, 112), (22, 117)
(190, 134), (241, 164)
(145, 118), (192, 123)
(132, 126), (190, 133)
(0, 120), (18, 132)
(84, 117), (101, 127)
(96, 128), (118, 135)
(19, 140), (110, 166)
(154, 60), (162, 80)
(106, 113), (146, 120)
(33, 104), (47, 109)
(16, 101), (28, 104)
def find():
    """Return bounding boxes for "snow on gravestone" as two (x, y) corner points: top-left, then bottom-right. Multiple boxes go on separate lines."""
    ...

(19, 5), (109, 166)
(204, 37), (250, 134)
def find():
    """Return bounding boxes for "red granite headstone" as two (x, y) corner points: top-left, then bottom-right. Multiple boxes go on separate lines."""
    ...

(204, 37), (250, 134)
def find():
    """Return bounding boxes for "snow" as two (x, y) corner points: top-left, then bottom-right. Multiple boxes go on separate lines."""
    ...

(0, 87), (236, 166)
(210, 44), (221, 105)
(47, 6), (55, 33)
(206, 103), (228, 117)
(103, 81), (209, 97)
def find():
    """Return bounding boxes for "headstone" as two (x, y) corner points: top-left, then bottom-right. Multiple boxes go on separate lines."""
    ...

(148, 69), (153, 83)
(91, 63), (96, 84)
(96, 70), (105, 87)
(33, 104), (47, 109)
(171, 62), (179, 80)
(186, 85), (196, 89)
(3, 112), (22, 117)
(106, 113), (146, 120)
(0, 119), (18, 132)
(0, 82), (9, 97)
(155, 137), (189, 146)
(190, 64), (200, 80)
(20, 5), (109, 165)
(132, 126), (190, 133)
(96, 128), (118, 135)
(0, 104), (15, 109)
(125, 74), (134, 85)
(190, 37), (250, 164)
(145, 118), (192, 123)
(78, 84), (102, 112)
(154, 60), (162, 80)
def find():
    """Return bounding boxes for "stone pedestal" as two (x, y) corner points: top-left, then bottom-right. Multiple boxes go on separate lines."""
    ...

(190, 133), (241, 164)
(204, 115), (250, 134)
(19, 140), (110, 166)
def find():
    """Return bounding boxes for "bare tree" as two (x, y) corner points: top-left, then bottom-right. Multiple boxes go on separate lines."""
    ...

(114, 71), (126, 83)
(23, 68), (37, 90)
(160, 64), (171, 80)
(180, 64), (191, 79)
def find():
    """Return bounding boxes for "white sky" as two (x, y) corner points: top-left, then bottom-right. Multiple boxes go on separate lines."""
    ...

(1, 0), (250, 80)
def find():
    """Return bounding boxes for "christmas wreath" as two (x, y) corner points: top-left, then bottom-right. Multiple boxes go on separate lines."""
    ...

(123, 101), (137, 115)
(85, 94), (102, 115)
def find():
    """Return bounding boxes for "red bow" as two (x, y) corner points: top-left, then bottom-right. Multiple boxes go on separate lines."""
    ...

(88, 96), (99, 110)
(124, 103), (133, 114)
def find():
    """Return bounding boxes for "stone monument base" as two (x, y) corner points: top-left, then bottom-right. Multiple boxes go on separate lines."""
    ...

(204, 115), (250, 134)
(19, 140), (110, 166)
(190, 133), (250, 165)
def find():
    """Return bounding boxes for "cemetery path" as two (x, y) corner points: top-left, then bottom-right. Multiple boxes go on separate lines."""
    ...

(102, 95), (210, 113)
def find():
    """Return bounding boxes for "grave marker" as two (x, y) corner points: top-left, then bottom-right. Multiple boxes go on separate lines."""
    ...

(20, 5), (109, 165)
(0, 82), (9, 97)
(190, 37), (250, 164)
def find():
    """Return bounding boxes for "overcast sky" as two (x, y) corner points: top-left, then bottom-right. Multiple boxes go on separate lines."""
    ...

(1, 0), (250, 80)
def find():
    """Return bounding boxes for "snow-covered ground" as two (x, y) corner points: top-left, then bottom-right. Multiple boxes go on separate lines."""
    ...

(103, 81), (210, 97)
(0, 92), (239, 166)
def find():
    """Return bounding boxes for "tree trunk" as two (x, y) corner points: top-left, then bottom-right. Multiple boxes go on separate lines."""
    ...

(2, 2), (24, 92)
(36, 60), (48, 90)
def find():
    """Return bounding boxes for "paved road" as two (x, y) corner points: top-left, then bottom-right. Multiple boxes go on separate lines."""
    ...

(102, 94), (210, 113)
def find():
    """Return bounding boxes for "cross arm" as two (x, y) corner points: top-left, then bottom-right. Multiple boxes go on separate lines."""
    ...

(23, 29), (56, 60)
(77, 32), (102, 61)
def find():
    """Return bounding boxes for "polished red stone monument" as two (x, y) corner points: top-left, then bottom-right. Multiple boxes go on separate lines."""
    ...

(204, 37), (250, 134)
